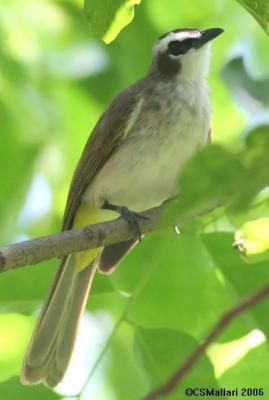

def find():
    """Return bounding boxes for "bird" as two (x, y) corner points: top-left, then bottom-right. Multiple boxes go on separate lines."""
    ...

(21, 27), (224, 387)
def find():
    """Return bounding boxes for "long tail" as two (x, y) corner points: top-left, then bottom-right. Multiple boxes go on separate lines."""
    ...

(20, 255), (97, 387)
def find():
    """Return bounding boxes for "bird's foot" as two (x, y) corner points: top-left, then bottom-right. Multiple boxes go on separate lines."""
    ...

(102, 201), (148, 242)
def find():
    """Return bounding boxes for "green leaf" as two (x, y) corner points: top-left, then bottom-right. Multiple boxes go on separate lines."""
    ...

(231, 125), (269, 212)
(135, 327), (218, 398)
(220, 343), (269, 394)
(84, 0), (141, 43)
(165, 126), (269, 224)
(126, 231), (249, 341)
(234, 218), (269, 263)
(0, 262), (55, 312)
(164, 145), (245, 224)
(202, 232), (269, 339)
(0, 102), (39, 242)
(0, 377), (59, 400)
(237, 0), (269, 35)
(0, 314), (33, 383)
(227, 190), (269, 228)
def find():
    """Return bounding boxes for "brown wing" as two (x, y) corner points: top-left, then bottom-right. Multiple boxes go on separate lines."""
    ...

(62, 79), (144, 231)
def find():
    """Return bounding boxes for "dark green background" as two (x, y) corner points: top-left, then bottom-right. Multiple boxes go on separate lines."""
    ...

(0, 0), (269, 399)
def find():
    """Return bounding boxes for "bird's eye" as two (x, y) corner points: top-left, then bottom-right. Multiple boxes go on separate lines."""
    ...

(168, 39), (193, 56)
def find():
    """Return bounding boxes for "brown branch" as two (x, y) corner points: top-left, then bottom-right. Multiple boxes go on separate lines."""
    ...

(0, 197), (218, 273)
(143, 283), (269, 400)
(0, 206), (162, 273)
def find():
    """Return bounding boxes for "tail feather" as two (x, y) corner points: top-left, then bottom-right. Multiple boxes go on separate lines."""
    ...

(21, 255), (97, 386)
(28, 257), (76, 366)
(98, 239), (137, 274)
(45, 264), (97, 386)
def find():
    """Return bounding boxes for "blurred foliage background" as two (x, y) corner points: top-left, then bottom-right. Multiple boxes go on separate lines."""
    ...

(0, 0), (269, 399)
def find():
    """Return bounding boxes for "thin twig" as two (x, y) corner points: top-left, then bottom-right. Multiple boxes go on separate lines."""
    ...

(143, 283), (269, 400)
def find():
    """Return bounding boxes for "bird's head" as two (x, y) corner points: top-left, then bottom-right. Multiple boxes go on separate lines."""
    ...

(150, 28), (224, 82)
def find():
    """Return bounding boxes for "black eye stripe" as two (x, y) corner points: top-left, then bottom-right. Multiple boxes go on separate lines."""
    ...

(168, 39), (194, 56)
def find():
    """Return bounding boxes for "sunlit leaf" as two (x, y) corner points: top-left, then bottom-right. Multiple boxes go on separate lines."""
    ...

(208, 330), (265, 378)
(0, 314), (33, 382)
(234, 218), (269, 263)
(84, 0), (141, 43)
(220, 342), (269, 393)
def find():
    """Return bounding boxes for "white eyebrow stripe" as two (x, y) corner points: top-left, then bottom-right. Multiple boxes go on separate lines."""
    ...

(154, 31), (201, 54)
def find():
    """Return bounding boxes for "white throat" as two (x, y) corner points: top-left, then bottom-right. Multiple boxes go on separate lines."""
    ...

(179, 44), (212, 83)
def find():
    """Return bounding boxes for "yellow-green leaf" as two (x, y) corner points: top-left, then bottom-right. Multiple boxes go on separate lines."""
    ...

(234, 218), (269, 263)
(84, 0), (142, 44)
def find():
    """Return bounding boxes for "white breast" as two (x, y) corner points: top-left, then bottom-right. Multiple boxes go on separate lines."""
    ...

(86, 80), (211, 213)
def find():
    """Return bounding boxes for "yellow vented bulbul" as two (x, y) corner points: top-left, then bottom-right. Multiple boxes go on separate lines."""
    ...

(21, 27), (223, 386)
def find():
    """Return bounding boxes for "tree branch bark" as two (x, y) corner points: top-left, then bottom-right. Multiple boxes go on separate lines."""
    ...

(0, 206), (162, 273)
(143, 283), (269, 400)
(0, 194), (221, 273)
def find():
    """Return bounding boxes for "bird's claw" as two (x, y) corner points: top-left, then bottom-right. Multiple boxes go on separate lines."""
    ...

(117, 206), (147, 242)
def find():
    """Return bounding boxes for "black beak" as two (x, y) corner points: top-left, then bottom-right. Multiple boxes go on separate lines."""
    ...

(195, 28), (224, 48)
